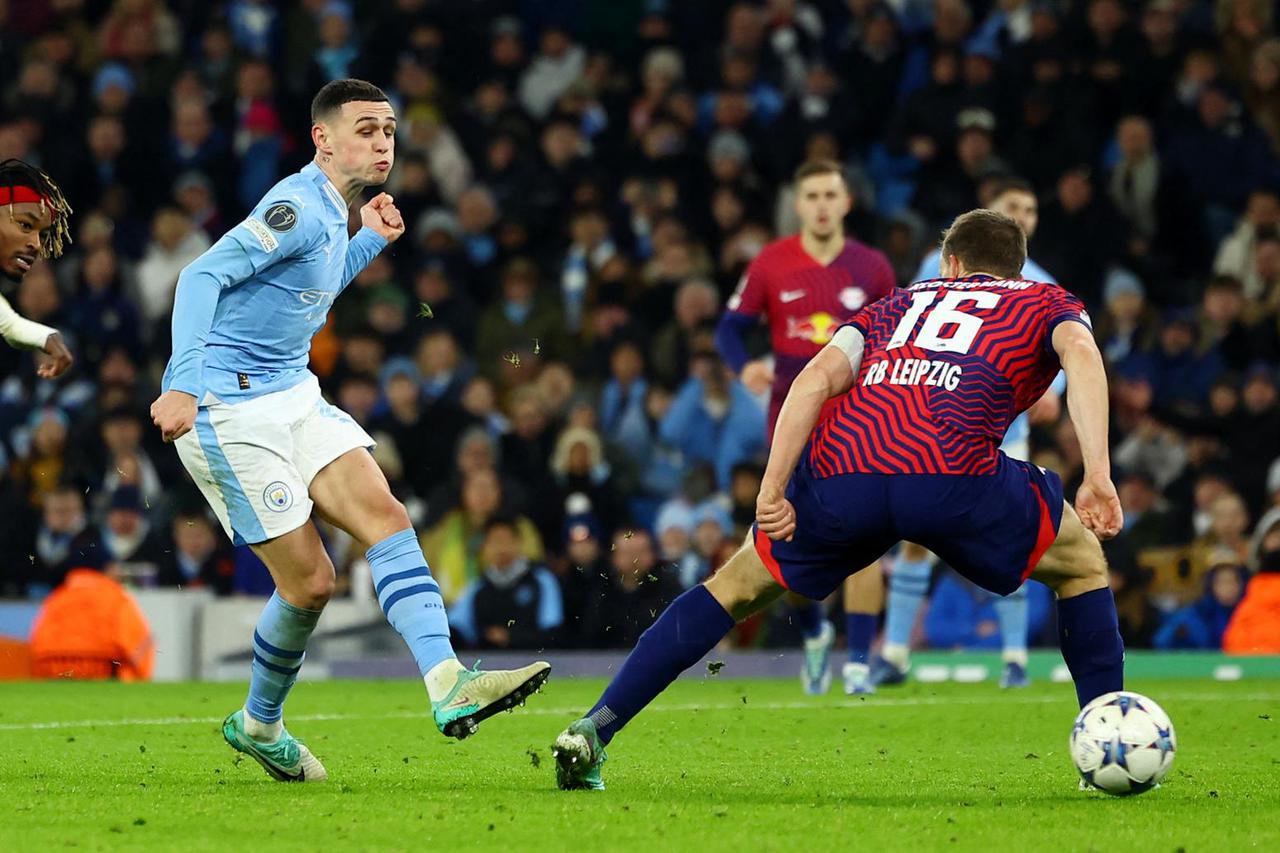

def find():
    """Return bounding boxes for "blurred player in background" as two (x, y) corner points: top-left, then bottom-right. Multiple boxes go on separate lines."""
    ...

(872, 178), (1062, 689)
(0, 159), (75, 377)
(554, 209), (1124, 790)
(715, 159), (896, 695)
(151, 80), (549, 783)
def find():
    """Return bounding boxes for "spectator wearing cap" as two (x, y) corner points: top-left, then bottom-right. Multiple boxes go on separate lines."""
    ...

(685, 500), (734, 588)
(100, 485), (165, 585)
(1094, 267), (1159, 363)
(558, 503), (610, 647)
(449, 514), (564, 649)
(653, 501), (700, 587)
(630, 47), (686, 141)
(912, 106), (1008, 228)
(235, 101), (286, 211)
(173, 170), (224, 239)
(1223, 513), (1280, 653)
(1154, 554), (1247, 649)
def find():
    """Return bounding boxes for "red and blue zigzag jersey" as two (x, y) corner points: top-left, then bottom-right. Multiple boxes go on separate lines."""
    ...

(808, 275), (1090, 477)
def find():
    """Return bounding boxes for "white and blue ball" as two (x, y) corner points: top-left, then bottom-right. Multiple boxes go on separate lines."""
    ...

(1070, 691), (1176, 796)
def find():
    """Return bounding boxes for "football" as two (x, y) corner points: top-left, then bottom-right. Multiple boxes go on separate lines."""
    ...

(1070, 691), (1177, 796)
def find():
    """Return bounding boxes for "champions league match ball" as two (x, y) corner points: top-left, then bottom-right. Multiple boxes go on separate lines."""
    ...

(1070, 691), (1177, 796)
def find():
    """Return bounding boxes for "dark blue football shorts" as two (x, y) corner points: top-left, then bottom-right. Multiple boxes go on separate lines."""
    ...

(753, 454), (1064, 599)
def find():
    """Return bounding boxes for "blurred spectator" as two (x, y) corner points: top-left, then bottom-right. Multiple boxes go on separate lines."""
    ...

(135, 207), (211, 334)
(1223, 513), (1280, 652)
(156, 507), (235, 593)
(420, 467), (543, 603)
(449, 515), (564, 649)
(1119, 309), (1224, 415)
(924, 570), (1052, 650)
(1153, 559), (1247, 649)
(476, 258), (570, 377)
(1093, 268), (1159, 363)
(29, 552), (154, 681)
(1213, 188), (1280, 300)
(659, 351), (766, 489)
(576, 528), (680, 649)
(100, 485), (165, 586)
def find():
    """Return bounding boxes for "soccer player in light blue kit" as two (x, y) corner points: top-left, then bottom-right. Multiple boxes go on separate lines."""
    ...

(150, 80), (550, 782)
(871, 178), (1063, 689)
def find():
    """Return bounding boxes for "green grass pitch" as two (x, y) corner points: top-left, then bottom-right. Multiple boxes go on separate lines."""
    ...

(1, 677), (1277, 851)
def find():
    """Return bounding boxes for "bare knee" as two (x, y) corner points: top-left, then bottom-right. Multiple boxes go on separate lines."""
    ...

(704, 542), (786, 620)
(298, 568), (336, 609)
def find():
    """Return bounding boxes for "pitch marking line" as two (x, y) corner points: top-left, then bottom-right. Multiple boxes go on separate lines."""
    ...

(0, 691), (1276, 732)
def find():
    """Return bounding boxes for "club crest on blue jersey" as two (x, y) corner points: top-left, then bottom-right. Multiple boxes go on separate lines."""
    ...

(265, 203), (298, 232)
(263, 481), (294, 512)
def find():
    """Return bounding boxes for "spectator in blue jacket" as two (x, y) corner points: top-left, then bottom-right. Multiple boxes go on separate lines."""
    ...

(658, 351), (765, 489)
(924, 569), (1053, 651)
(1153, 559), (1248, 649)
(1119, 309), (1224, 414)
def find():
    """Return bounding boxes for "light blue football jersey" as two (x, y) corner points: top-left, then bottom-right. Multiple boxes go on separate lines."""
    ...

(163, 162), (387, 403)
(913, 249), (1062, 455)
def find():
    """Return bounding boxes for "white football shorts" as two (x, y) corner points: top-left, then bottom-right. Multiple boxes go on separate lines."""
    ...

(175, 374), (375, 545)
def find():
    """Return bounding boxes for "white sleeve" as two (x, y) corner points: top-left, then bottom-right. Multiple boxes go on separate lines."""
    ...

(0, 293), (55, 350)
(829, 324), (866, 374)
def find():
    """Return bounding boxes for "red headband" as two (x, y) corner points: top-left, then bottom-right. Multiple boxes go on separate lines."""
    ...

(0, 185), (57, 218)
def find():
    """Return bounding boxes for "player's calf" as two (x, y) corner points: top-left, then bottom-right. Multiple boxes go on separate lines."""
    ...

(1031, 503), (1124, 707)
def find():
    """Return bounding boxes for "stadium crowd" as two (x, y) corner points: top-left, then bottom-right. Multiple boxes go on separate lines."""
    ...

(2, 0), (1280, 654)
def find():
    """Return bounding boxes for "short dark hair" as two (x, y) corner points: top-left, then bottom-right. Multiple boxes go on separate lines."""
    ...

(939, 209), (1027, 279)
(483, 513), (521, 538)
(987, 176), (1035, 204)
(793, 158), (847, 187)
(311, 79), (390, 123)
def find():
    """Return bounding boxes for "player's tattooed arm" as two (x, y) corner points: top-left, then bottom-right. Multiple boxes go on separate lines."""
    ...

(1053, 321), (1122, 539)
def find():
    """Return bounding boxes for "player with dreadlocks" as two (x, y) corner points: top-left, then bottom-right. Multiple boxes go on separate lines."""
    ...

(0, 159), (74, 377)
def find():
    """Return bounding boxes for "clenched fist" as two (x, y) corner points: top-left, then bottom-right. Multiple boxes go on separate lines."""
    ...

(151, 390), (197, 443)
(361, 193), (405, 243)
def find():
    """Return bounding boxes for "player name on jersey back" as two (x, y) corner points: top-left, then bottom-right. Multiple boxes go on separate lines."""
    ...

(862, 357), (963, 391)
(808, 274), (1088, 477)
